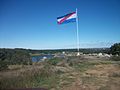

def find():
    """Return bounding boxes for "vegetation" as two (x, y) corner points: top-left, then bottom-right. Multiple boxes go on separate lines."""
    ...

(0, 43), (120, 89)
(0, 56), (120, 90)
(110, 43), (120, 55)
(1, 47), (110, 55)
(0, 48), (32, 71)
(28, 48), (102, 54)
(0, 47), (110, 71)
(110, 56), (120, 61)
(47, 58), (63, 65)
(0, 63), (60, 90)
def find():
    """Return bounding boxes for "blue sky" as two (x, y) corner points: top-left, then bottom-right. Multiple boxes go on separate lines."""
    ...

(0, 0), (120, 49)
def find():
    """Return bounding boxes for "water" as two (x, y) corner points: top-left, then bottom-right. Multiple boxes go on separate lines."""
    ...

(32, 54), (66, 62)
(32, 55), (54, 62)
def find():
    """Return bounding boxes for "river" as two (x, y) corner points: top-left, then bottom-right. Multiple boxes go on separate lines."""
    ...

(32, 54), (55, 62)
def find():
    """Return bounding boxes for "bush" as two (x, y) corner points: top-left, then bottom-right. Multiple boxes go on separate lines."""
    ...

(0, 60), (8, 71)
(110, 56), (120, 61)
(0, 63), (59, 89)
(110, 43), (120, 55)
(47, 58), (62, 65)
(109, 72), (120, 77)
(0, 49), (32, 66)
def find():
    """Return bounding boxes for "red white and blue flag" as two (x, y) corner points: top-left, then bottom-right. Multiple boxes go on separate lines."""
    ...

(57, 12), (77, 24)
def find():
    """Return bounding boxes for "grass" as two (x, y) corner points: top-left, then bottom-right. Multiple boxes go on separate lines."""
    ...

(0, 56), (120, 90)
(0, 73), (60, 89)
(0, 63), (61, 90)
(46, 58), (63, 65)
(99, 77), (120, 90)
(74, 62), (94, 72)
(70, 60), (102, 72)
(109, 72), (120, 77)
(30, 53), (41, 56)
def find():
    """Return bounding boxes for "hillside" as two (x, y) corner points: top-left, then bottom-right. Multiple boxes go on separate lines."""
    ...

(0, 55), (120, 90)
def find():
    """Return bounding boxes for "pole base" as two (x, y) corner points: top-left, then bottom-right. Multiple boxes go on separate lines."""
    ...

(77, 52), (80, 56)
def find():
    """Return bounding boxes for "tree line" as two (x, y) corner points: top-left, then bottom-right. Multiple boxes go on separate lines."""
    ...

(0, 43), (120, 71)
(0, 48), (32, 71)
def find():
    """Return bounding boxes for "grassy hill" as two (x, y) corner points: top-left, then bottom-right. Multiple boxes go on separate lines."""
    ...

(0, 55), (120, 90)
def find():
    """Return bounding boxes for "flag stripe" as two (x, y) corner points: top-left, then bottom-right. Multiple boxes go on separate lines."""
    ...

(60, 18), (76, 24)
(58, 13), (75, 24)
(57, 12), (75, 19)
(57, 12), (76, 24)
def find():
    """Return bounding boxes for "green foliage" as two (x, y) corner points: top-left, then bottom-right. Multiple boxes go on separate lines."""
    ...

(110, 56), (120, 61)
(0, 49), (32, 71)
(0, 50), (8, 70)
(74, 61), (94, 72)
(0, 63), (60, 89)
(47, 58), (62, 65)
(7, 48), (109, 55)
(110, 43), (120, 55)
(0, 60), (8, 71)
(67, 57), (96, 72)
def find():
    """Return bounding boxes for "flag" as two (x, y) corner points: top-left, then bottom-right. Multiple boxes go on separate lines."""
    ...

(57, 12), (77, 24)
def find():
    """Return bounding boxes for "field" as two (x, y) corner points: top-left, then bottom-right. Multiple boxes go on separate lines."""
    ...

(0, 55), (120, 90)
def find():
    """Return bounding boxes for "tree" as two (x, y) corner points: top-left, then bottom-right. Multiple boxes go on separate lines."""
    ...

(0, 48), (32, 71)
(0, 51), (8, 71)
(110, 43), (120, 55)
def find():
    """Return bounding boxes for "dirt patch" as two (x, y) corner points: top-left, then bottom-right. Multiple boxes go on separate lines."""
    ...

(85, 64), (120, 77)
(61, 61), (120, 90)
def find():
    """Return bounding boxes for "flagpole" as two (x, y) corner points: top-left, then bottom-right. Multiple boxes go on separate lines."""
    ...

(76, 8), (80, 56)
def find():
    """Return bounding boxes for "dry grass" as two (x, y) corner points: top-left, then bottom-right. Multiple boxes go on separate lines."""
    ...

(0, 56), (120, 90)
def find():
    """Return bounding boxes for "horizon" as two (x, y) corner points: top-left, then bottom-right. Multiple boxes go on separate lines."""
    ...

(0, 47), (110, 51)
(0, 0), (120, 49)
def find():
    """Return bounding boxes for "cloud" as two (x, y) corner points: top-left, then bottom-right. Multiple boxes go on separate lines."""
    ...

(62, 42), (115, 48)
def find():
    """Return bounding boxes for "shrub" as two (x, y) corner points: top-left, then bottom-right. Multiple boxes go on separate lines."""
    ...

(0, 60), (8, 71)
(110, 56), (120, 61)
(109, 72), (120, 77)
(110, 43), (120, 55)
(47, 58), (62, 65)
